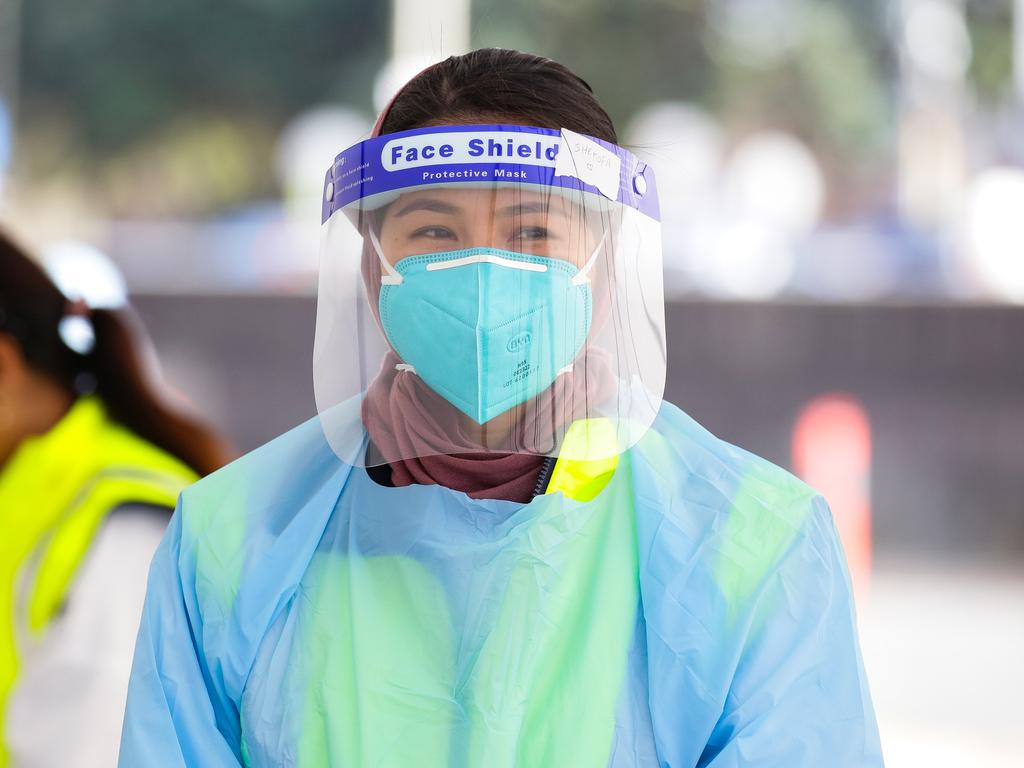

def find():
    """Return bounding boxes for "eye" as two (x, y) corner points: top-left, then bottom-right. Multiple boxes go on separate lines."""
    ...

(412, 226), (456, 240)
(512, 226), (551, 241)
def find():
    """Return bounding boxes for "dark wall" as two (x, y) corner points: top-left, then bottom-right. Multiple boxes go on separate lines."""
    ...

(134, 295), (1024, 558)
(666, 302), (1024, 558)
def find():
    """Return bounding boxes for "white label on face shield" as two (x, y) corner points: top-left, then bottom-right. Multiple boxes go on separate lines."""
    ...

(381, 132), (562, 172)
(555, 129), (621, 200)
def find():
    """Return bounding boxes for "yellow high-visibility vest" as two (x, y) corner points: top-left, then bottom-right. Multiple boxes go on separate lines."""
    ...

(0, 397), (197, 766)
(545, 417), (620, 501)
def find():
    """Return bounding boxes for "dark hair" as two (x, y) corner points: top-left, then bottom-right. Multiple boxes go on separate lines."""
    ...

(379, 49), (617, 143)
(0, 228), (232, 476)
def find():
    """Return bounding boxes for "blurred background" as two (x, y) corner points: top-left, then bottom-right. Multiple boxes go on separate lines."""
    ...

(0, 0), (1021, 764)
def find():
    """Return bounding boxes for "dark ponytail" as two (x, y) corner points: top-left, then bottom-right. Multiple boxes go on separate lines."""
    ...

(0, 228), (232, 476)
(379, 49), (618, 143)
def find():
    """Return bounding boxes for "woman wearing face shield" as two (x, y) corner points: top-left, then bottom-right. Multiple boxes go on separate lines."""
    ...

(0, 231), (231, 767)
(120, 50), (883, 767)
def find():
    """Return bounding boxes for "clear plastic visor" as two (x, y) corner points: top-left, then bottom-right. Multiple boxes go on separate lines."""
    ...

(315, 143), (665, 467)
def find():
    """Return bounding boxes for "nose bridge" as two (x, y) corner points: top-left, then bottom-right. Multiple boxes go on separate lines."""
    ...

(466, 192), (501, 250)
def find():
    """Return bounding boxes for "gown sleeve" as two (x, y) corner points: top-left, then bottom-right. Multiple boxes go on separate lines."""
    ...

(118, 499), (243, 768)
(698, 495), (883, 767)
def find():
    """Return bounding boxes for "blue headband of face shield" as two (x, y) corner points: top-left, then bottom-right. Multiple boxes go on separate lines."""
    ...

(370, 227), (606, 425)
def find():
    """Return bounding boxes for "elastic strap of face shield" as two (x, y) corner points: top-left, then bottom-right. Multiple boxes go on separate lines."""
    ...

(371, 61), (445, 137)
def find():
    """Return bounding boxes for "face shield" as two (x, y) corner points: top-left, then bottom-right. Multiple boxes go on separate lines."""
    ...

(315, 124), (665, 465)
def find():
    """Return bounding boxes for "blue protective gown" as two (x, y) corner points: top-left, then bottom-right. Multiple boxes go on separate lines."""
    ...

(119, 401), (883, 767)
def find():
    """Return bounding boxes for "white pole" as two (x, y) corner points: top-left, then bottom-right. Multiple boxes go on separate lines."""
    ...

(392, 0), (470, 63)
(377, 0), (471, 111)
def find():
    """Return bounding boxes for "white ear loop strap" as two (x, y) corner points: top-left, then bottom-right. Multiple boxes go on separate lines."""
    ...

(368, 228), (408, 373)
(368, 227), (403, 285)
(571, 228), (609, 286)
(563, 227), (609, 377)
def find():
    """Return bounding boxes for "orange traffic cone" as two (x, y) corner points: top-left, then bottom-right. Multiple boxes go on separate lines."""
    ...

(792, 393), (872, 605)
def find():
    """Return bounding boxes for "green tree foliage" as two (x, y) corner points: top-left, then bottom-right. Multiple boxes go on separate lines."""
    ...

(22, 0), (387, 148)
(16, 0), (387, 214)
(966, 0), (1015, 102)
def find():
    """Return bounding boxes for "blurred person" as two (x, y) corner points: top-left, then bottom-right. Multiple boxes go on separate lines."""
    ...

(120, 50), (882, 767)
(0, 229), (232, 767)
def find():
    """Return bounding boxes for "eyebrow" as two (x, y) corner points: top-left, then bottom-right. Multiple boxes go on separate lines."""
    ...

(393, 198), (462, 217)
(392, 198), (568, 219)
(496, 202), (566, 218)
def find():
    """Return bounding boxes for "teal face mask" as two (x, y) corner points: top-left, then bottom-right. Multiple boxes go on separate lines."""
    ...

(375, 236), (601, 425)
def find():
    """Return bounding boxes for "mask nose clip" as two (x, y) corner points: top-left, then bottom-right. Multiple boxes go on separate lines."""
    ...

(371, 227), (608, 287)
